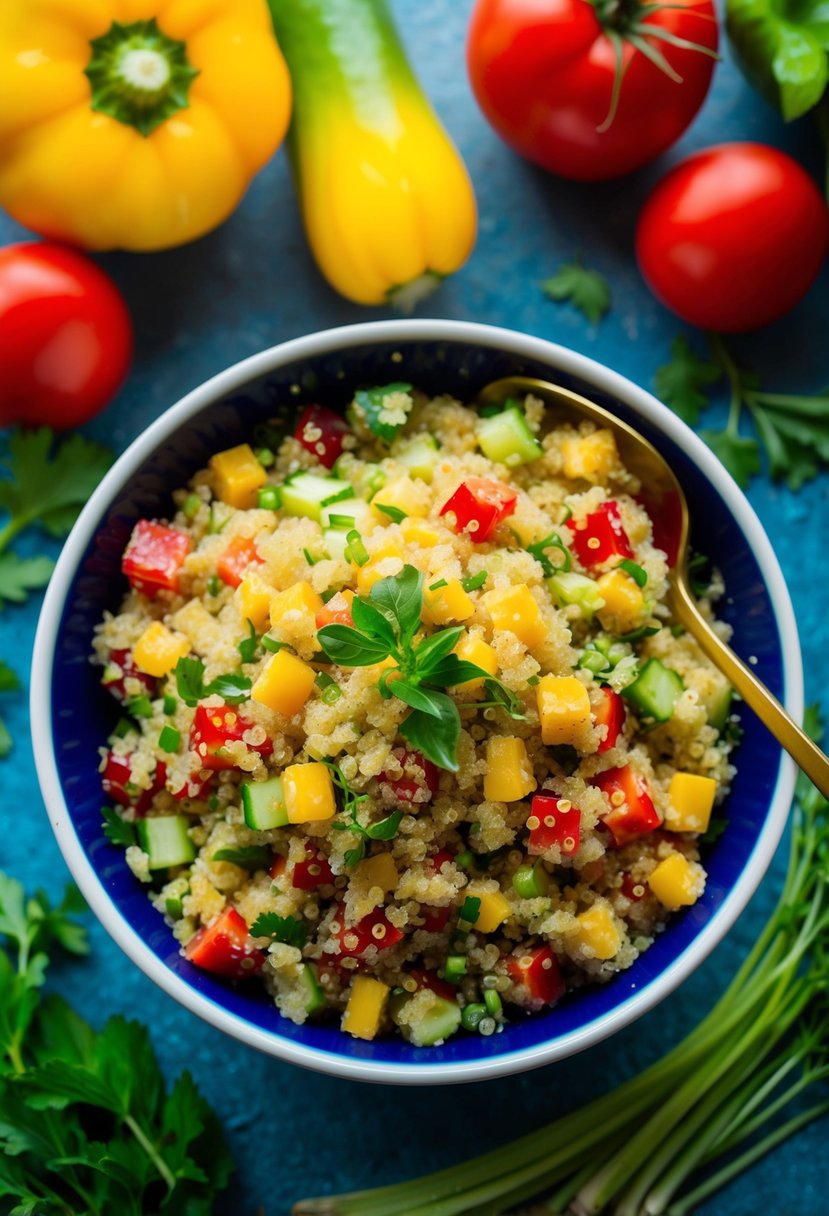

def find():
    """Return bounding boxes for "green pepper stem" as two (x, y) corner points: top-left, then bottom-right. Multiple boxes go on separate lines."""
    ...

(85, 19), (199, 137)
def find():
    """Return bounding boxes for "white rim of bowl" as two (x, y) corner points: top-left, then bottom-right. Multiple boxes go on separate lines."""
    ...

(32, 319), (802, 1085)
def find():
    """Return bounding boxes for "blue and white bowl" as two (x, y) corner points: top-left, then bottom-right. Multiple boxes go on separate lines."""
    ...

(32, 320), (800, 1084)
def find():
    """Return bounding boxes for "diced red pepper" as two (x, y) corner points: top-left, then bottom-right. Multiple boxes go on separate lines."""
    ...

(217, 536), (262, 588)
(636, 489), (683, 568)
(170, 769), (213, 802)
(122, 520), (192, 596)
(184, 906), (265, 980)
(270, 855), (287, 881)
(421, 905), (452, 933)
(333, 906), (405, 957)
(593, 765), (660, 847)
(315, 589), (354, 630)
(431, 849), (454, 873)
(593, 688), (626, 753)
(439, 477), (517, 542)
(566, 501), (633, 568)
(294, 404), (351, 469)
(189, 704), (273, 771)
(407, 968), (457, 1002)
(102, 751), (166, 815)
(380, 749), (440, 805)
(527, 794), (581, 856)
(620, 872), (648, 902)
(101, 648), (157, 703)
(291, 842), (335, 890)
(506, 945), (566, 1007)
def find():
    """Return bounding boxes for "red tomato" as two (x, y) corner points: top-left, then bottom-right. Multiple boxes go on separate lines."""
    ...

(566, 501), (632, 568)
(0, 242), (132, 428)
(102, 752), (166, 815)
(467, 0), (717, 181)
(593, 765), (660, 847)
(527, 794), (581, 856)
(190, 704), (273, 771)
(636, 143), (829, 332)
(332, 906), (405, 958)
(294, 404), (351, 468)
(122, 521), (192, 597)
(593, 688), (626, 753)
(380, 749), (440, 804)
(291, 842), (335, 890)
(506, 945), (566, 1007)
(439, 478), (517, 542)
(315, 589), (355, 630)
(100, 648), (157, 704)
(217, 536), (262, 589)
(185, 907), (265, 980)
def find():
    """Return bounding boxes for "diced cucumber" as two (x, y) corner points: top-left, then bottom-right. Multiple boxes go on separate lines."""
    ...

(281, 472), (355, 522)
(394, 433), (440, 482)
(321, 497), (376, 533)
(137, 816), (195, 870)
(299, 962), (326, 1015)
(242, 776), (288, 830)
(476, 406), (542, 466)
(623, 658), (684, 723)
(323, 528), (348, 562)
(548, 571), (604, 618)
(402, 994), (462, 1047)
(706, 684), (734, 732)
(351, 382), (414, 442)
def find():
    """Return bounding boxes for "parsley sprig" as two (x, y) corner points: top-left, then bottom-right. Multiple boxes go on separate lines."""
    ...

(324, 758), (403, 867)
(655, 334), (829, 489)
(249, 912), (307, 949)
(0, 871), (233, 1211)
(174, 656), (251, 706)
(317, 565), (525, 772)
(541, 259), (611, 324)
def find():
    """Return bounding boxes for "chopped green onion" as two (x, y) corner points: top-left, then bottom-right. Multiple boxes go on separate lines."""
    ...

(618, 559), (648, 588)
(365, 466), (387, 496)
(126, 694), (153, 719)
(182, 492), (202, 521)
(461, 1002), (486, 1031)
(484, 988), (503, 1017)
(327, 512), (357, 529)
(461, 570), (488, 592)
(455, 850), (474, 871)
(165, 895), (185, 919)
(512, 860), (549, 898)
(207, 574), (221, 596)
(559, 503), (573, 524)
(255, 447), (275, 467)
(374, 502), (407, 524)
(315, 671), (343, 704)
(261, 635), (291, 654)
(429, 578), (449, 591)
(458, 895), (481, 925)
(163, 694), (177, 716)
(303, 548), (322, 566)
(528, 532), (571, 576)
(344, 529), (369, 566)
(443, 954), (468, 984)
(110, 717), (134, 740)
(321, 588), (338, 604)
(257, 485), (281, 511)
(208, 504), (229, 535)
(158, 725), (181, 753)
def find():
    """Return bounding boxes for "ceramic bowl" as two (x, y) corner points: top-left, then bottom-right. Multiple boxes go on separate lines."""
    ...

(32, 319), (801, 1084)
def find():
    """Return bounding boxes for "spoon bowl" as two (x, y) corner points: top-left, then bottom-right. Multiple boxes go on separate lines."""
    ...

(479, 375), (829, 798)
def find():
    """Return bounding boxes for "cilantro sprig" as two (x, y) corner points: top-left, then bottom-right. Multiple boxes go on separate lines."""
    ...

(0, 659), (20, 758)
(324, 758), (403, 867)
(249, 912), (307, 949)
(541, 259), (611, 324)
(654, 333), (829, 489)
(0, 871), (234, 1211)
(316, 565), (525, 772)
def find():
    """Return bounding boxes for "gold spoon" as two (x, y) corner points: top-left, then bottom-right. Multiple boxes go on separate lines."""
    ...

(477, 375), (829, 798)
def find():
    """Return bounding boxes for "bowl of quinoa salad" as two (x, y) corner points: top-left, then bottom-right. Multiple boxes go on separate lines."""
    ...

(32, 321), (800, 1083)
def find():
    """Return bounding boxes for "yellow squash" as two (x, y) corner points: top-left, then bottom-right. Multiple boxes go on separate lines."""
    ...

(0, 0), (291, 251)
(267, 0), (477, 307)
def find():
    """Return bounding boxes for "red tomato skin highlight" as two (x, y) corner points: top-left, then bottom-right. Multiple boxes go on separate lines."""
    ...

(467, 0), (718, 181)
(0, 242), (132, 428)
(636, 143), (829, 332)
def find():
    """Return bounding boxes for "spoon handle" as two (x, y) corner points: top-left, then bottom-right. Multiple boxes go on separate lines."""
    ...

(669, 577), (829, 800)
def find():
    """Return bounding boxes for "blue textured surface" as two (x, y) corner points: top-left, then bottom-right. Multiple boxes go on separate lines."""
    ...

(2, 0), (828, 1211)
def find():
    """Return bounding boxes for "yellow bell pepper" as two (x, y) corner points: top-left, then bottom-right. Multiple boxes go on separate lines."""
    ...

(268, 0), (477, 307)
(0, 0), (291, 251)
(210, 444), (267, 510)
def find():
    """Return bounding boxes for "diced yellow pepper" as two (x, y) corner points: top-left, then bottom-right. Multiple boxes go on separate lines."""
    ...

(560, 429), (619, 483)
(132, 622), (190, 678)
(342, 976), (391, 1041)
(283, 762), (336, 823)
(209, 444), (267, 509)
(400, 517), (444, 548)
(251, 650), (315, 717)
(356, 542), (404, 595)
(466, 883), (512, 933)
(358, 852), (398, 894)
(572, 904), (620, 960)
(482, 584), (546, 650)
(665, 772), (718, 834)
(596, 569), (646, 633)
(237, 571), (275, 633)
(536, 675), (592, 746)
(422, 578), (475, 626)
(270, 581), (324, 631)
(483, 737), (537, 802)
(452, 633), (498, 693)
(372, 476), (430, 521)
(648, 853), (705, 909)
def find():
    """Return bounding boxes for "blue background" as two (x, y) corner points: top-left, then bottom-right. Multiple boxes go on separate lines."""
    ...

(2, 1), (828, 1212)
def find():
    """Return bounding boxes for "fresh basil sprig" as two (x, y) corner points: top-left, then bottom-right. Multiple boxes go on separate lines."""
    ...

(317, 565), (525, 772)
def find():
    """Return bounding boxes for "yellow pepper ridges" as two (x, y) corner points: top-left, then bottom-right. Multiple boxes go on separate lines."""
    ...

(483, 737), (536, 802)
(132, 621), (190, 677)
(251, 650), (315, 718)
(283, 762), (336, 824)
(342, 976), (390, 1040)
(210, 444), (267, 510)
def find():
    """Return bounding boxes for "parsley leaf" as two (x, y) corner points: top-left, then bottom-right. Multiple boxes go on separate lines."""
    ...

(212, 845), (272, 871)
(0, 553), (55, 608)
(0, 660), (20, 758)
(0, 429), (113, 539)
(102, 806), (138, 848)
(541, 260), (611, 324)
(249, 912), (307, 948)
(174, 656), (251, 706)
(653, 336), (721, 426)
(352, 383), (414, 442)
(700, 430), (762, 490)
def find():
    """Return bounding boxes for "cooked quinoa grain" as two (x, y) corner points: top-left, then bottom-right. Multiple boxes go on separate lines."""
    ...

(94, 386), (737, 1046)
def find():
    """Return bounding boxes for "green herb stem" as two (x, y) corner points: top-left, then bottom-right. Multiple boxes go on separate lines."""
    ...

(125, 1112), (177, 1194)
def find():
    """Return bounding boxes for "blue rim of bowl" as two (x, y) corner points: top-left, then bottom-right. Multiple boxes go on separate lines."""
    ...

(31, 319), (802, 1084)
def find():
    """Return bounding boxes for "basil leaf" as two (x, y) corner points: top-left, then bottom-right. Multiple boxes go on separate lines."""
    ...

(204, 672), (252, 704)
(212, 846), (271, 871)
(351, 597), (398, 649)
(400, 698), (461, 772)
(175, 656), (206, 706)
(481, 679), (527, 720)
(317, 624), (392, 666)
(394, 681), (450, 717)
(424, 655), (493, 688)
(727, 0), (829, 120)
(412, 626), (465, 673)
(365, 811), (404, 841)
(369, 564), (423, 645)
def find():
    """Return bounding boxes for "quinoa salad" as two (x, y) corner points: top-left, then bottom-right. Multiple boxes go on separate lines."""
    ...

(93, 384), (737, 1047)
